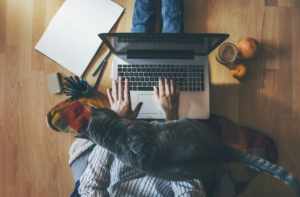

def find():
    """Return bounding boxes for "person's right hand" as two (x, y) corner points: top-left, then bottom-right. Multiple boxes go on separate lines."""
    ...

(153, 77), (180, 121)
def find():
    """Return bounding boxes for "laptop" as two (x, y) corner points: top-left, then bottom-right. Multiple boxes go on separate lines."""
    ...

(99, 33), (229, 119)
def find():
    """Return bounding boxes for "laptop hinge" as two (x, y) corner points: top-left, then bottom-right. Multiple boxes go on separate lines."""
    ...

(127, 50), (194, 59)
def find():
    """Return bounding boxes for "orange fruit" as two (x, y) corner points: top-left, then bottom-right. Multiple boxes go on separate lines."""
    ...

(237, 38), (259, 59)
(231, 64), (247, 79)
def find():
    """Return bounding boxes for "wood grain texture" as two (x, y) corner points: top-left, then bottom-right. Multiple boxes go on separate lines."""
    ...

(1, 0), (300, 196)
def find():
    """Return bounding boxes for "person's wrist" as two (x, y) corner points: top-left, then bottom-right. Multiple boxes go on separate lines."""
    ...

(164, 111), (179, 121)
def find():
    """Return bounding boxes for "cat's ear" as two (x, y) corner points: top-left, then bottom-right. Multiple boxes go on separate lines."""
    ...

(85, 104), (98, 116)
(74, 131), (89, 140)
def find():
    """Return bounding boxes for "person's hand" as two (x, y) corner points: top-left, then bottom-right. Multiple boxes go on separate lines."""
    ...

(153, 77), (180, 121)
(107, 77), (143, 120)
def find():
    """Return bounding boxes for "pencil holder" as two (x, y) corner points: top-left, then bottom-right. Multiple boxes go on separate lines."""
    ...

(63, 76), (93, 103)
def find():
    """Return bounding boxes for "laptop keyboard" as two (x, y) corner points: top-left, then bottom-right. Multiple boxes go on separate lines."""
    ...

(117, 36), (204, 44)
(116, 64), (205, 92)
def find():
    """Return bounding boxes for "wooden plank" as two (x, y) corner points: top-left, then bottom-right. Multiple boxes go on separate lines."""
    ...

(278, 7), (293, 113)
(18, 0), (33, 79)
(265, 0), (278, 6)
(262, 7), (280, 70)
(31, 0), (46, 70)
(5, 46), (19, 144)
(0, 0), (6, 52)
(6, 0), (20, 46)
(278, 0), (300, 7)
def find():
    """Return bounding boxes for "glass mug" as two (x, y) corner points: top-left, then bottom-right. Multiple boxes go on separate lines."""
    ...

(215, 43), (238, 69)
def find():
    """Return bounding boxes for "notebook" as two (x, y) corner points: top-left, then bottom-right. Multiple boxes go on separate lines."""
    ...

(35, 0), (124, 76)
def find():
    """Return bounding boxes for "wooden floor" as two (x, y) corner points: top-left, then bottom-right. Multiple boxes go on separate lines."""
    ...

(0, 0), (299, 196)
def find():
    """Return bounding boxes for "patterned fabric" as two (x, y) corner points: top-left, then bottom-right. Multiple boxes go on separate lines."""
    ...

(46, 94), (110, 133)
(78, 145), (206, 197)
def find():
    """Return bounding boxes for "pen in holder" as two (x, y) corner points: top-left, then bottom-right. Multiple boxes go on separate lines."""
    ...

(215, 43), (238, 70)
(63, 76), (93, 103)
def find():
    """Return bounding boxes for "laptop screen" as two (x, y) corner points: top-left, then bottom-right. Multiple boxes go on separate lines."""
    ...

(99, 33), (229, 56)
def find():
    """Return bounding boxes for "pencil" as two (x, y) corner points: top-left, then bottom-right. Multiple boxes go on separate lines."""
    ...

(92, 51), (111, 76)
(94, 59), (107, 89)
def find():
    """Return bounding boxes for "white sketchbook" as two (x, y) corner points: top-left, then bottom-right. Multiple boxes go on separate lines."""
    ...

(35, 0), (124, 76)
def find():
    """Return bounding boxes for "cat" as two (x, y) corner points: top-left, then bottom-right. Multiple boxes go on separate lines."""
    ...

(76, 106), (300, 196)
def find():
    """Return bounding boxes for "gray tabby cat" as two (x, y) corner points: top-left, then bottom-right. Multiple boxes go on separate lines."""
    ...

(77, 106), (300, 196)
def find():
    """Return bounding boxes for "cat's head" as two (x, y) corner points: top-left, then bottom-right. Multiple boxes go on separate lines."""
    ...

(75, 105), (120, 140)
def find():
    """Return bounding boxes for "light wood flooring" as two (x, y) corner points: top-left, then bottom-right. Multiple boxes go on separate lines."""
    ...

(0, 0), (299, 196)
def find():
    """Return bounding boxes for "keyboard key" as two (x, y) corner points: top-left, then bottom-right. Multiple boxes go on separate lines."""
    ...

(151, 68), (155, 72)
(175, 69), (179, 72)
(136, 77), (139, 81)
(158, 73), (162, 77)
(133, 87), (137, 91)
(123, 65), (127, 67)
(133, 82), (137, 86)
(142, 68), (145, 72)
(189, 78), (192, 81)
(183, 73), (187, 77)
(163, 73), (167, 77)
(173, 73), (177, 77)
(144, 73), (148, 76)
(197, 87), (200, 91)
(156, 68), (160, 72)
(152, 82), (156, 86)
(129, 82), (132, 86)
(128, 68), (131, 72)
(138, 87), (154, 91)
(155, 77), (159, 81)
(149, 73), (153, 76)
(150, 78), (154, 81)
(189, 83), (192, 86)
(174, 78), (178, 82)
(185, 87), (188, 91)
(145, 78), (149, 81)
(118, 64), (122, 67)
(193, 87), (196, 91)
(140, 77), (144, 81)
(138, 82), (142, 86)
(146, 68), (150, 72)
(134, 73), (138, 76)
(130, 73), (133, 76)
(154, 73), (157, 77)
(139, 73), (143, 76)
(180, 69), (187, 72)
(179, 82), (184, 86)
(193, 83), (196, 86)
(179, 78), (188, 82)
(125, 73), (129, 76)
(132, 68), (136, 72)
(148, 82), (152, 86)
(189, 87), (192, 91)
(201, 87), (204, 91)
(185, 82), (188, 86)
(131, 77), (135, 81)
(137, 68), (141, 72)
(180, 87), (184, 91)
(161, 68), (165, 72)
(168, 73), (172, 77)
(118, 73), (124, 76)
(193, 78), (196, 81)
(178, 73), (182, 77)
(143, 82), (147, 86)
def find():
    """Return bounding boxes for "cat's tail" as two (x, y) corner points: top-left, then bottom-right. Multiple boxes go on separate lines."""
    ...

(228, 146), (300, 197)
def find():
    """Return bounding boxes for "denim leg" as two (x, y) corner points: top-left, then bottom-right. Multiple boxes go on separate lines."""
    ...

(71, 150), (90, 182)
(131, 0), (157, 33)
(161, 0), (184, 33)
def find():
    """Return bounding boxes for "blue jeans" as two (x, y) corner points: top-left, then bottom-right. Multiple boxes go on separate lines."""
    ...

(131, 0), (184, 33)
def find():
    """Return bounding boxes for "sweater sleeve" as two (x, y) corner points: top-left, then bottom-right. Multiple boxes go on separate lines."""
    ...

(79, 145), (115, 197)
(171, 179), (206, 197)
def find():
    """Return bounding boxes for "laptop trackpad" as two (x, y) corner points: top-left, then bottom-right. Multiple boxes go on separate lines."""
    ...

(139, 95), (163, 114)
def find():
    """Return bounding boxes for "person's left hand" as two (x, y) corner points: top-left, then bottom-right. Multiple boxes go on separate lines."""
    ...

(107, 77), (143, 120)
